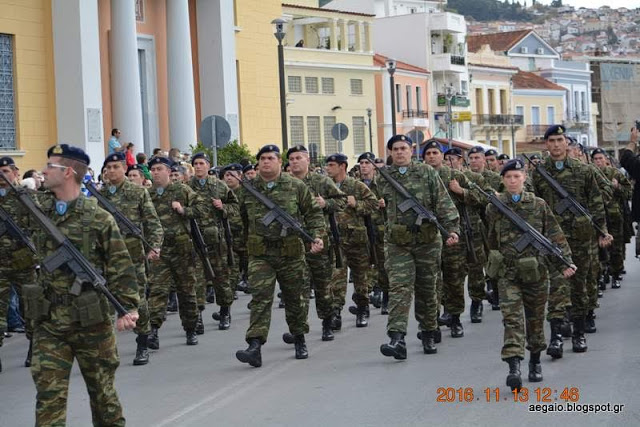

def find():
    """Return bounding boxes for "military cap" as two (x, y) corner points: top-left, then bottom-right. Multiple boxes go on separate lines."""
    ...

(421, 139), (443, 157)
(47, 144), (90, 165)
(374, 157), (385, 164)
(530, 153), (542, 161)
(0, 156), (15, 167)
(468, 146), (485, 155)
(497, 153), (510, 161)
(126, 164), (142, 175)
(208, 167), (218, 176)
(500, 158), (525, 176)
(256, 144), (280, 160)
(566, 136), (578, 146)
(485, 149), (498, 157)
(242, 164), (255, 173)
(104, 152), (126, 164)
(444, 147), (462, 158)
(191, 152), (210, 165)
(222, 163), (243, 174)
(591, 147), (607, 158)
(325, 153), (348, 165)
(286, 144), (308, 159)
(357, 152), (376, 163)
(148, 156), (173, 168)
(544, 124), (566, 140)
(386, 134), (413, 150)
(171, 164), (186, 174)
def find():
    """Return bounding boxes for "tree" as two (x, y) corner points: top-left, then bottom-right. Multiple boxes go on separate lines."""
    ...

(189, 141), (255, 167)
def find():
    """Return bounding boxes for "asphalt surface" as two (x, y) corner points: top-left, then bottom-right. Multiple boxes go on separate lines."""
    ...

(1, 244), (639, 427)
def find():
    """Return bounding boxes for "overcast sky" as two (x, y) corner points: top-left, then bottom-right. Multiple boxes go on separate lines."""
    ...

(536, 0), (640, 8)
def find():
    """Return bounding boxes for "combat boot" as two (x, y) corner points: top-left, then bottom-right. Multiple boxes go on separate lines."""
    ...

(331, 309), (342, 331)
(236, 339), (262, 367)
(528, 352), (543, 382)
(322, 317), (334, 341)
(546, 319), (563, 359)
(167, 291), (178, 312)
(148, 326), (159, 350)
(206, 286), (215, 304)
(349, 305), (370, 318)
(133, 334), (150, 366)
(450, 314), (464, 338)
(505, 357), (522, 391)
(282, 332), (295, 344)
(195, 310), (205, 335)
(421, 330), (437, 354)
(434, 327), (442, 343)
(585, 310), (596, 333)
(370, 289), (382, 308)
(571, 317), (588, 353)
(24, 340), (32, 368)
(611, 274), (622, 289)
(470, 300), (483, 323)
(560, 312), (572, 338)
(309, 288), (315, 300)
(380, 332), (407, 360)
(186, 330), (199, 346)
(219, 306), (231, 330)
(236, 280), (249, 294)
(356, 305), (368, 328)
(438, 310), (452, 327)
(294, 335), (308, 359)
(380, 291), (389, 315)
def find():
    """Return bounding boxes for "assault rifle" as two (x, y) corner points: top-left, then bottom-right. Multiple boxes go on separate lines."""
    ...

(447, 158), (477, 262)
(0, 204), (37, 254)
(363, 215), (378, 266)
(327, 212), (343, 268)
(222, 217), (235, 267)
(190, 218), (216, 284)
(0, 172), (128, 316)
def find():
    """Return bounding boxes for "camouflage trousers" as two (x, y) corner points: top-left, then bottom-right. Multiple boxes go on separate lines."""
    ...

(30, 321), (125, 427)
(498, 274), (548, 360)
(386, 240), (442, 335)
(331, 242), (371, 309)
(0, 267), (36, 344)
(305, 246), (335, 320)
(368, 238), (389, 293)
(194, 243), (234, 309)
(230, 244), (249, 286)
(437, 240), (468, 315)
(566, 237), (593, 318)
(546, 266), (570, 322)
(132, 261), (150, 336)
(467, 229), (487, 302)
(607, 215), (625, 276)
(147, 243), (198, 332)
(586, 239), (600, 312)
(245, 255), (309, 344)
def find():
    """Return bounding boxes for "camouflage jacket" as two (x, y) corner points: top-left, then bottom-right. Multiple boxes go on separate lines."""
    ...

(379, 163), (460, 244)
(599, 165), (632, 217)
(33, 194), (139, 327)
(360, 175), (386, 228)
(99, 179), (163, 258)
(588, 163), (614, 203)
(486, 191), (573, 273)
(0, 187), (38, 261)
(228, 186), (244, 239)
(333, 176), (377, 226)
(150, 182), (207, 246)
(301, 172), (346, 218)
(532, 156), (608, 240)
(436, 165), (485, 210)
(481, 169), (503, 192)
(188, 175), (239, 226)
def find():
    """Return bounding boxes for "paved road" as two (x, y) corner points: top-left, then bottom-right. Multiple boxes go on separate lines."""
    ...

(1, 245), (639, 426)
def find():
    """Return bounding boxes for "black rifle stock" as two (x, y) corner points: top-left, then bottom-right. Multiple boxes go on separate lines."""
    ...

(447, 158), (477, 262)
(327, 212), (343, 268)
(0, 172), (128, 316)
(0, 204), (37, 254)
(363, 215), (378, 266)
(222, 217), (235, 267)
(190, 218), (216, 284)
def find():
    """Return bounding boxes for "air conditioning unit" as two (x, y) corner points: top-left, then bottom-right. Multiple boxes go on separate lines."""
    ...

(520, 47), (529, 54)
(536, 48), (545, 55)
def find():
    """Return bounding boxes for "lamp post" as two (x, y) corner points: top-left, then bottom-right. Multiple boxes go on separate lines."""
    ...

(386, 58), (397, 136)
(509, 77), (516, 156)
(366, 107), (373, 153)
(444, 84), (454, 149)
(272, 18), (288, 150)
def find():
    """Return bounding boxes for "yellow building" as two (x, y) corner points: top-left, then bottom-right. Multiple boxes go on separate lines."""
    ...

(0, 0), (57, 172)
(281, 3), (378, 162)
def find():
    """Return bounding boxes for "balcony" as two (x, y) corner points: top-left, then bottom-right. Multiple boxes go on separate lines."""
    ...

(402, 110), (429, 128)
(566, 110), (590, 123)
(437, 94), (470, 108)
(527, 125), (551, 140)
(473, 114), (524, 126)
(402, 110), (429, 118)
(431, 53), (467, 73)
(427, 12), (466, 34)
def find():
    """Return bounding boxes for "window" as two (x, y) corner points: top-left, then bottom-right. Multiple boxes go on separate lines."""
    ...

(288, 76), (302, 93)
(406, 85), (412, 111)
(352, 116), (366, 154)
(290, 116), (304, 144)
(321, 77), (334, 94)
(416, 86), (423, 112)
(307, 116), (321, 147)
(488, 89), (495, 114)
(305, 77), (318, 94)
(350, 79), (363, 95)
(531, 106), (540, 125)
(516, 105), (524, 119)
(323, 116), (338, 154)
(395, 84), (402, 112)
(135, 0), (145, 22)
(476, 88), (484, 115)
(547, 106), (555, 124)
(461, 80), (468, 95)
(500, 90), (507, 114)
(0, 34), (16, 150)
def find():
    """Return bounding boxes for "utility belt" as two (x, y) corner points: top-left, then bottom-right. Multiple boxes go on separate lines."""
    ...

(246, 234), (303, 257)
(23, 284), (110, 327)
(386, 223), (437, 246)
(486, 250), (542, 284)
(163, 233), (192, 247)
(338, 224), (367, 245)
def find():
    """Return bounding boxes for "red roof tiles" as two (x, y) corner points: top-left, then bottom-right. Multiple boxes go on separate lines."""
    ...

(467, 30), (531, 53)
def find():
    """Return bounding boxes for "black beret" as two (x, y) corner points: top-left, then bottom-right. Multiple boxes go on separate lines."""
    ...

(47, 144), (90, 165)
(374, 157), (385, 163)
(104, 152), (126, 164)
(468, 146), (485, 155)
(148, 157), (173, 168)
(222, 163), (243, 174)
(242, 164), (255, 173)
(544, 124), (566, 140)
(485, 149), (498, 157)
(0, 156), (15, 167)
(286, 144), (308, 159)
(421, 139), (442, 157)
(444, 147), (462, 157)
(256, 144), (280, 160)
(208, 167), (218, 176)
(126, 164), (142, 175)
(191, 152), (210, 165)
(591, 148), (606, 158)
(357, 152), (376, 163)
(500, 159), (525, 176)
(283, 162), (290, 170)
(325, 153), (348, 165)
(530, 153), (542, 160)
(497, 154), (510, 161)
(386, 134), (413, 150)
(566, 136), (578, 146)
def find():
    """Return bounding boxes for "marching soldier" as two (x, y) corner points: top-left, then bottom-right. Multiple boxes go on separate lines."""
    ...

(325, 153), (378, 328)
(147, 157), (207, 349)
(379, 135), (460, 359)
(235, 145), (325, 367)
(243, 164), (257, 180)
(221, 164), (250, 293)
(100, 152), (163, 366)
(484, 149), (500, 173)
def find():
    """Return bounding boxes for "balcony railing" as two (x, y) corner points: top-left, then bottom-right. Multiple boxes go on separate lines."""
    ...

(527, 124), (551, 139)
(450, 55), (466, 66)
(437, 94), (470, 107)
(566, 110), (590, 123)
(402, 110), (429, 118)
(473, 114), (524, 126)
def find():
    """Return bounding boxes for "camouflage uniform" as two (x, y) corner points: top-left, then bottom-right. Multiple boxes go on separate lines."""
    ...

(148, 182), (206, 332)
(598, 165), (630, 277)
(188, 176), (239, 310)
(28, 193), (139, 426)
(379, 163), (460, 336)
(360, 175), (388, 298)
(486, 192), (572, 360)
(229, 186), (248, 287)
(330, 176), (377, 311)
(99, 179), (163, 336)
(238, 173), (325, 343)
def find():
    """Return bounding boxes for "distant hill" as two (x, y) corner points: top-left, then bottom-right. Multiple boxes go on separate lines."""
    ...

(447, 0), (534, 22)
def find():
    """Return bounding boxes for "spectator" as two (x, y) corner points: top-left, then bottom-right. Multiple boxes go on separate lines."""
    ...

(108, 128), (122, 154)
(21, 177), (37, 190)
(619, 127), (640, 223)
(295, 39), (304, 47)
(125, 143), (136, 168)
(22, 169), (43, 190)
(168, 147), (181, 163)
(136, 152), (152, 181)
(7, 285), (25, 333)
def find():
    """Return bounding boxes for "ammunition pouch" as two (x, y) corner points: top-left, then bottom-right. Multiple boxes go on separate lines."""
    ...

(203, 225), (220, 246)
(72, 290), (109, 327)
(12, 247), (36, 270)
(22, 285), (50, 321)
(516, 256), (541, 284)
(343, 224), (367, 245)
(388, 224), (413, 246)
(417, 224), (437, 243)
(486, 250), (505, 280)
(247, 235), (266, 256)
(165, 234), (192, 252)
(572, 216), (593, 241)
(376, 225), (385, 241)
(282, 235), (303, 257)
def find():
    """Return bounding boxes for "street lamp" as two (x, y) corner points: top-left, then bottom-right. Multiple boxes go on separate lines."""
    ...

(272, 18), (288, 150)
(386, 58), (397, 136)
(444, 84), (454, 149)
(366, 108), (373, 153)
